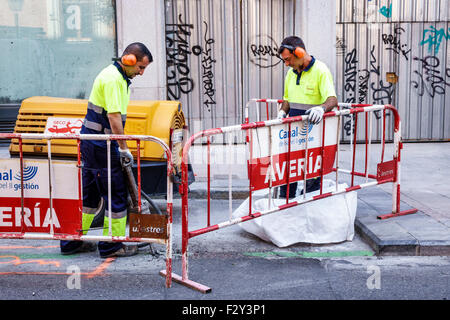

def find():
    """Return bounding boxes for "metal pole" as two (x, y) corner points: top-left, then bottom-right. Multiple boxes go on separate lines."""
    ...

(268, 126), (273, 209)
(77, 139), (83, 235)
(303, 119), (309, 199)
(351, 113), (358, 187)
(207, 136), (211, 227)
(320, 117), (326, 195)
(47, 140), (54, 235)
(228, 132), (233, 220)
(165, 147), (173, 288)
(248, 128), (253, 215)
(381, 109), (386, 163)
(335, 106), (341, 192)
(286, 121), (291, 203)
(366, 111), (373, 183)
(19, 137), (24, 234)
(137, 139), (141, 213)
(107, 139), (112, 237)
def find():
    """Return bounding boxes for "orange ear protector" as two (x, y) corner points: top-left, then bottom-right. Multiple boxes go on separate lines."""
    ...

(280, 44), (306, 59)
(121, 54), (137, 66)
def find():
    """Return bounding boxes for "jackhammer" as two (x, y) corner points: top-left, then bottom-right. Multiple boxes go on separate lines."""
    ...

(122, 156), (165, 254)
(123, 162), (163, 216)
(90, 158), (165, 255)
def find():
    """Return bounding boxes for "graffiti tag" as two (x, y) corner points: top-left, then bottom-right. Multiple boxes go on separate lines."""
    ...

(420, 26), (450, 55)
(379, 4), (392, 18)
(382, 27), (411, 60)
(342, 46), (392, 135)
(200, 21), (217, 112)
(336, 36), (347, 56)
(411, 56), (450, 98)
(165, 14), (195, 100)
(248, 35), (281, 68)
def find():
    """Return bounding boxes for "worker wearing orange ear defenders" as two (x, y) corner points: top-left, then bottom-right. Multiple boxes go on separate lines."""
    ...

(277, 36), (338, 199)
(60, 43), (152, 258)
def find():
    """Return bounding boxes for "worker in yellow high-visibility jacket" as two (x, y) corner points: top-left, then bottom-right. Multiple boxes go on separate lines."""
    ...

(277, 36), (338, 199)
(60, 42), (152, 258)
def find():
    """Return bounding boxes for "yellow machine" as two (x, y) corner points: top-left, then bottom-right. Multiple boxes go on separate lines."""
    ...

(9, 96), (189, 195)
(9, 96), (185, 161)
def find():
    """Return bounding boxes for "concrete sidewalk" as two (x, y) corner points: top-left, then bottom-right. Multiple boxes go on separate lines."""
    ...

(187, 142), (450, 256)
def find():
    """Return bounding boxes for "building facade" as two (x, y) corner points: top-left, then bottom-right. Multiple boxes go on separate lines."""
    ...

(336, 0), (449, 141)
(0, 0), (448, 141)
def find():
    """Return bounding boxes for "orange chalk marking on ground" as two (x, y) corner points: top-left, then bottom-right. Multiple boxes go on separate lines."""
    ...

(0, 245), (59, 250)
(0, 255), (60, 267)
(85, 257), (115, 279)
(0, 272), (67, 275)
(0, 256), (116, 278)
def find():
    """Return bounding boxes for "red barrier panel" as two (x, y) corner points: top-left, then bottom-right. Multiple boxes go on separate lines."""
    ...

(0, 132), (174, 289)
(164, 101), (417, 293)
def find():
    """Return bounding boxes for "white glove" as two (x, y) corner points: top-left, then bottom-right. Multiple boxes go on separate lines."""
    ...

(305, 106), (325, 125)
(277, 109), (287, 119)
(119, 147), (133, 167)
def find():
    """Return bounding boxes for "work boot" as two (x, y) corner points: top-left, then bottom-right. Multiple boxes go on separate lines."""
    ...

(61, 241), (97, 255)
(100, 244), (138, 258)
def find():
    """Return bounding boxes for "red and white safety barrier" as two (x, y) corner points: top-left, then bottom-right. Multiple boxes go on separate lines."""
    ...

(164, 100), (417, 293)
(244, 98), (284, 123)
(0, 132), (174, 288)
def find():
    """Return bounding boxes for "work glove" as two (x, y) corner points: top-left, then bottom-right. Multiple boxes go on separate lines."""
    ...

(305, 106), (325, 125)
(119, 147), (134, 168)
(277, 109), (287, 119)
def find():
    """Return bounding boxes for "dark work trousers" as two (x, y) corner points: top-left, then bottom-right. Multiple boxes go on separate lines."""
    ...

(279, 108), (321, 199)
(60, 140), (127, 256)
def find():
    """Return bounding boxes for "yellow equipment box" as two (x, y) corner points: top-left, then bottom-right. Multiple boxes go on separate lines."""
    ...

(9, 96), (185, 161)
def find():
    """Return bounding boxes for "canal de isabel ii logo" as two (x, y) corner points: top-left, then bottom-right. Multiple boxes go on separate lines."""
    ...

(0, 165), (40, 192)
(14, 166), (38, 182)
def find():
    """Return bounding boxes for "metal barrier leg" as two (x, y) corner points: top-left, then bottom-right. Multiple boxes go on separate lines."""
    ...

(377, 106), (418, 219)
(160, 160), (212, 293)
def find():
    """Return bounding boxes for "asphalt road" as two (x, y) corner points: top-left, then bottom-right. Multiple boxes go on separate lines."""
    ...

(1, 244), (449, 299)
(1, 199), (449, 305)
(0, 197), (448, 320)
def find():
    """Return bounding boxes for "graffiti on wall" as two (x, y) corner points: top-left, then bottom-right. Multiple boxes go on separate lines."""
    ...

(411, 55), (450, 98)
(248, 34), (281, 68)
(165, 14), (217, 112)
(336, 36), (347, 56)
(342, 45), (393, 136)
(165, 14), (195, 100)
(343, 48), (358, 105)
(420, 26), (450, 55)
(379, 4), (392, 18)
(338, 5), (450, 138)
(196, 21), (217, 112)
(382, 27), (411, 60)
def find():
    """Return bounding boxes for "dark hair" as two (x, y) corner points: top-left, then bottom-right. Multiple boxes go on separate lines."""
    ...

(278, 36), (306, 55)
(123, 42), (153, 63)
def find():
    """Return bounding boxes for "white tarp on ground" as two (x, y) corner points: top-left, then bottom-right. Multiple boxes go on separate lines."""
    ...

(232, 180), (357, 247)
